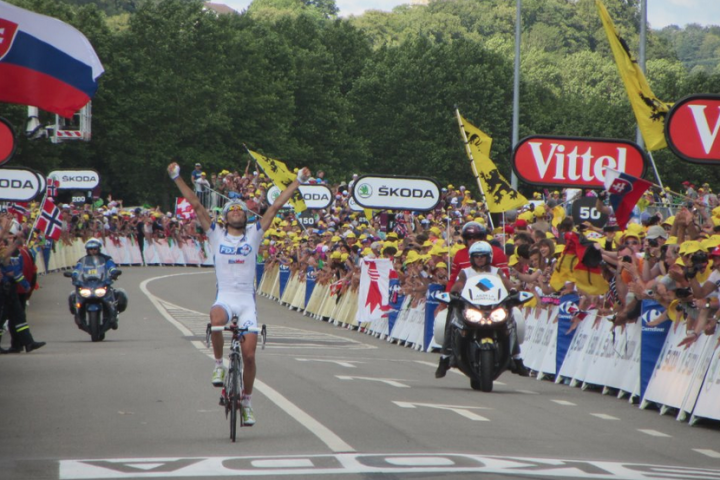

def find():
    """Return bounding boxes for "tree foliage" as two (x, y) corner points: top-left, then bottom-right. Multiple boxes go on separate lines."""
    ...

(2, 0), (719, 207)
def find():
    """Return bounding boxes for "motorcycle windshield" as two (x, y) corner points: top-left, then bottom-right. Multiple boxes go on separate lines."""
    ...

(79, 257), (108, 283)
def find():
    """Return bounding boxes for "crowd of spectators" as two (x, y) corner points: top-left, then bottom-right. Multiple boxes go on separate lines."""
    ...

(6, 166), (720, 352)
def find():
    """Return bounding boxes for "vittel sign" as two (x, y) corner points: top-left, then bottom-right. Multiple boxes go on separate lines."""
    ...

(49, 170), (100, 190)
(352, 175), (440, 211)
(267, 184), (332, 210)
(665, 94), (720, 164)
(512, 136), (647, 189)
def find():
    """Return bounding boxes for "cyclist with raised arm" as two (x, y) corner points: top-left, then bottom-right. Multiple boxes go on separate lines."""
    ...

(168, 160), (310, 426)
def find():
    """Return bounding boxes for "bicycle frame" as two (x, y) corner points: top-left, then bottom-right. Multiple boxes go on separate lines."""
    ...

(206, 317), (266, 442)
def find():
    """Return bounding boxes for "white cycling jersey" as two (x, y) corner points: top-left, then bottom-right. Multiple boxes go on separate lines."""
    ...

(207, 222), (264, 327)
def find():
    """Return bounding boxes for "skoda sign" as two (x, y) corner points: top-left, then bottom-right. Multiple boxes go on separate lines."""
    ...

(267, 184), (332, 210)
(0, 168), (43, 201)
(49, 170), (100, 190)
(352, 175), (440, 211)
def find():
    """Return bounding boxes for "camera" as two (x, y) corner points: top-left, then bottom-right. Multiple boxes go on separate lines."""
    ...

(622, 255), (632, 263)
(676, 287), (692, 299)
(685, 251), (709, 279)
(648, 238), (659, 247)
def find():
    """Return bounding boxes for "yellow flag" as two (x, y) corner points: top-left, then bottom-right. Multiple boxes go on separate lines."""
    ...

(247, 149), (306, 213)
(596, 0), (672, 151)
(551, 204), (566, 228)
(459, 115), (527, 213)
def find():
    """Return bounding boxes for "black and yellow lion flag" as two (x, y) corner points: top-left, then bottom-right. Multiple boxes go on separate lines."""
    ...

(596, 0), (672, 151)
(246, 148), (307, 213)
(458, 114), (527, 213)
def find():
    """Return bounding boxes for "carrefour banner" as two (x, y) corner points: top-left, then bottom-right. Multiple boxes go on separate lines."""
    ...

(639, 299), (671, 398)
(387, 278), (403, 334)
(305, 267), (316, 307)
(556, 292), (580, 374)
(424, 284), (444, 351)
(278, 263), (291, 298)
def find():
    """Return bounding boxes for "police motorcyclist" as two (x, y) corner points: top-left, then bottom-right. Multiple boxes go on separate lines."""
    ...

(71, 239), (121, 329)
(435, 241), (529, 378)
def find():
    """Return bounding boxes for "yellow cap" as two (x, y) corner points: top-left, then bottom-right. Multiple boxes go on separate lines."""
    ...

(436, 262), (448, 269)
(331, 236), (341, 242)
(679, 240), (701, 255)
(508, 255), (519, 266)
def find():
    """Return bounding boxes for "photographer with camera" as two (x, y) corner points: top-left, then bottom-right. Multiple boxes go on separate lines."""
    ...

(679, 246), (720, 348)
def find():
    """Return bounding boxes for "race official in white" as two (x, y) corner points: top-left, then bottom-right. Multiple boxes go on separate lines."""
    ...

(168, 160), (311, 426)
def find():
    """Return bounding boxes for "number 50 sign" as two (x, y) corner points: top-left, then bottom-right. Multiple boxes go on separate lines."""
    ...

(571, 197), (608, 228)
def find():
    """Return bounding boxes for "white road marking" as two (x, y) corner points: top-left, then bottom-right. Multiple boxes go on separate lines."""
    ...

(61, 453), (720, 479)
(296, 358), (363, 368)
(336, 376), (411, 388)
(393, 401), (490, 421)
(551, 400), (576, 406)
(638, 429), (671, 437)
(590, 413), (619, 420)
(142, 273), (355, 453)
(516, 390), (539, 395)
(694, 449), (720, 458)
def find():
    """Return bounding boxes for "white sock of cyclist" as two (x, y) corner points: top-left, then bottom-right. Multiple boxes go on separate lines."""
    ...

(241, 394), (252, 408)
(215, 358), (223, 367)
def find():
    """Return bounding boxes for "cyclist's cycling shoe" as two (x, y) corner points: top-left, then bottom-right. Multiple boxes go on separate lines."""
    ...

(242, 406), (256, 426)
(212, 365), (226, 387)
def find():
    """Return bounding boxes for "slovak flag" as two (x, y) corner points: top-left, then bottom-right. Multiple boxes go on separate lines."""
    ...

(0, 1), (104, 118)
(604, 167), (653, 230)
(36, 198), (62, 240)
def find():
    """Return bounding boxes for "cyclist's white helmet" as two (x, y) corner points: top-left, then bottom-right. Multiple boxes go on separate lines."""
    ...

(222, 200), (248, 220)
(85, 239), (102, 253)
(469, 241), (493, 262)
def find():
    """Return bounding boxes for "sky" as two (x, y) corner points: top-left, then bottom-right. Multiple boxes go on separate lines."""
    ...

(217, 0), (720, 29)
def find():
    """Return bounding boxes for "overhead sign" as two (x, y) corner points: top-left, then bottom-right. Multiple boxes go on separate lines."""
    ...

(512, 136), (647, 189)
(49, 170), (100, 190)
(0, 168), (43, 201)
(0, 117), (16, 167)
(571, 196), (608, 228)
(665, 94), (720, 164)
(352, 175), (440, 211)
(267, 184), (333, 210)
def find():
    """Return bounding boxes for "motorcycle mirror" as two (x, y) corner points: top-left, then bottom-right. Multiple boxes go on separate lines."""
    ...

(63, 271), (73, 278)
(517, 291), (534, 304)
(435, 292), (451, 304)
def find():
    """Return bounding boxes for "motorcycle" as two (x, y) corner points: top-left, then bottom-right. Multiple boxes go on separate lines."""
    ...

(433, 273), (532, 392)
(64, 257), (128, 342)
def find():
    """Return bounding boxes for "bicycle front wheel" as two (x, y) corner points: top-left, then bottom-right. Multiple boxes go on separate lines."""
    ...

(228, 366), (240, 442)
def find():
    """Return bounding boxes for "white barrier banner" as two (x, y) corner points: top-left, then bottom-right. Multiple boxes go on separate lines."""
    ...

(680, 329), (720, 419)
(537, 309), (559, 376)
(523, 308), (550, 372)
(582, 318), (618, 387)
(691, 332), (720, 423)
(557, 313), (596, 381)
(604, 320), (642, 394)
(642, 323), (711, 409)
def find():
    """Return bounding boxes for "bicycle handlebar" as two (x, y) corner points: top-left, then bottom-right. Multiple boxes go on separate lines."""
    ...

(205, 322), (267, 350)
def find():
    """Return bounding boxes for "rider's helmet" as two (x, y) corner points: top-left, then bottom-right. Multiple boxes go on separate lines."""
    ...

(85, 239), (102, 254)
(222, 199), (248, 221)
(461, 221), (486, 241)
(469, 241), (493, 263)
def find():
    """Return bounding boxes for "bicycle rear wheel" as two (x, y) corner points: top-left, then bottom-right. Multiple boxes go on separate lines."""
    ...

(228, 365), (240, 442)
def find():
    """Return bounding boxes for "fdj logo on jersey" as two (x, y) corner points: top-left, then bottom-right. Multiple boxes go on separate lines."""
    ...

(357, 183), (372, 198)
(219, 244), (253, 256)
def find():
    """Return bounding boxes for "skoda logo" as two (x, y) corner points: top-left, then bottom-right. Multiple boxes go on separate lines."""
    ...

(357, 183), (372, 198)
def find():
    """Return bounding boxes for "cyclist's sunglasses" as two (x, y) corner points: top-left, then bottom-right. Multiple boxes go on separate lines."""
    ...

(227, 204), (246, 212)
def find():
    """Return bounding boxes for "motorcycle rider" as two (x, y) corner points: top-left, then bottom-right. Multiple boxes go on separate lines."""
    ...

(71, 239), (121, 330)
(435, 241), (530, 378)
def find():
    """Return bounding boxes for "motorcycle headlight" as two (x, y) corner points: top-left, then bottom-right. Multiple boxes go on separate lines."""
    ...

(463, 307), (484, 323)
(94, 288), (107, 297)
(79, 288), (92, 298)
(490, 308), (507, 323)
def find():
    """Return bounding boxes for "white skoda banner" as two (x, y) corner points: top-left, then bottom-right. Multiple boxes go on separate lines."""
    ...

(49, 169), (100, 190)
(352, 175), (440, 211)
(267, 184), (333, 210)
(347, 196), (364, 212)
(0, 168), (43, 201)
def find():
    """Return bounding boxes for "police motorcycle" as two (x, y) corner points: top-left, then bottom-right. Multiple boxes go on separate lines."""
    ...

(63, 241), (128, 342)
(433, 273), (532, 392)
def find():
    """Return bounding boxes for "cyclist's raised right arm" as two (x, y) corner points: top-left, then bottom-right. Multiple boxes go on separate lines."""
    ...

(168, 162), (212, 232)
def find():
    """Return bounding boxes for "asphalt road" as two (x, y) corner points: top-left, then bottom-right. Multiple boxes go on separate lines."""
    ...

(1, 266), (719, 480)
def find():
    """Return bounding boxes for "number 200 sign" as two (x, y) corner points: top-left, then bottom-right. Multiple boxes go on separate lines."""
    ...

(571, 197), (608, 228)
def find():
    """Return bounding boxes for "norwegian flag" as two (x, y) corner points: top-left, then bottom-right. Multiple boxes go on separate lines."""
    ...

(7, 201), (29, 221)
(46, 177), (60, 198)
(36, 199), (63, 240)
(175, 197), (195, 220)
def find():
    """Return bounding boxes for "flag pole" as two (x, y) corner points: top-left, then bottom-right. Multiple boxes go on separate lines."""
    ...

(455, 108), (495, 231)
(646, 150), (665, 190)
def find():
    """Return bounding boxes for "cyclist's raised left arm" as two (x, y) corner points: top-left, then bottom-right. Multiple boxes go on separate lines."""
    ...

(260, 168), (310, 232)
(168, 162), (212, 232)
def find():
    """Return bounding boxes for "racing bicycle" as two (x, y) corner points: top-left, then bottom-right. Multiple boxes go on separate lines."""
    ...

(205, 317), (266, 442)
